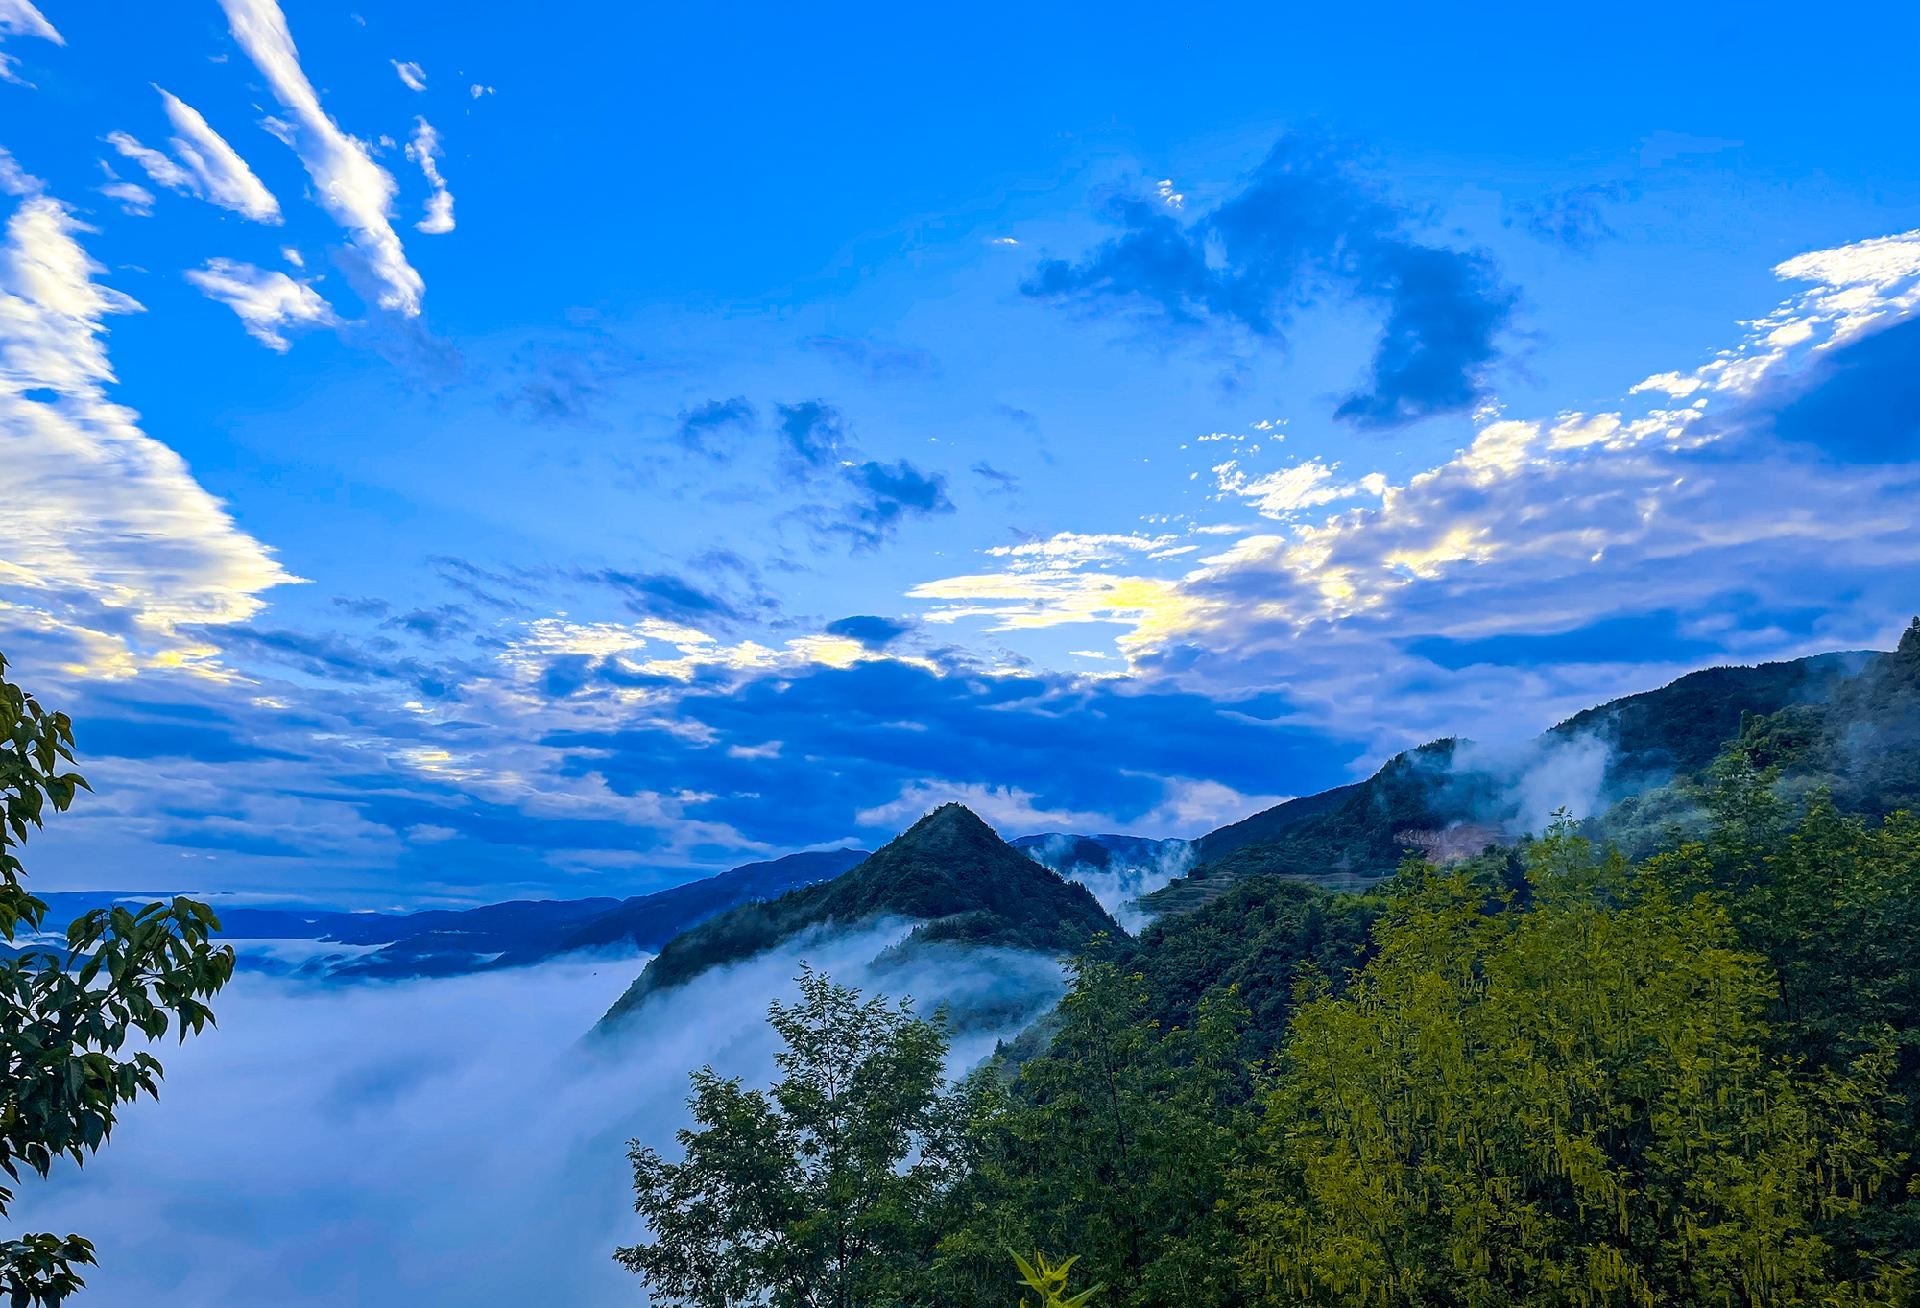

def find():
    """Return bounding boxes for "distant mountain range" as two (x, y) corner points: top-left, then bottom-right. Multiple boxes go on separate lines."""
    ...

(32, 847), (869, 979)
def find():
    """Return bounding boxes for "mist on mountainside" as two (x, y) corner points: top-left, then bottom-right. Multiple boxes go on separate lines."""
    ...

(1020, 833), (1195, 931)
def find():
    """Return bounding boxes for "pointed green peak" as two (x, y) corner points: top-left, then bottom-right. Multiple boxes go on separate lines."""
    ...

(887, 802), (1004, 855)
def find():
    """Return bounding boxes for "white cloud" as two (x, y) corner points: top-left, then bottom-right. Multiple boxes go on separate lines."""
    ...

(987, 531), (1176, 564)
(1630, 370), (1703, 398)
(404, 117), (454, 235)
(390, 58), (426, 92)
(105, 92), (283, 226)
(0, 190), (297, 679)
(106, 130), (194, 193)
(184, 257), (335, 351)
(0, 0), (61, 83)
(219, 0), (424, 314)
(0, 144), (39, 196)
(1213, 457), (1376, 518)
(856, 781), (1116, 835)
(155, 87), (282, 223)
(98, 181), (156, 216)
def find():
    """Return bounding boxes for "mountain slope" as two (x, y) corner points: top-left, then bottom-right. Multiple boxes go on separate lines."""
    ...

(496, 848), (870, 965)
(1010, 832), (1181, 873)
(598, 804), (1118, 1028)
(1151, 647), (1876, 910)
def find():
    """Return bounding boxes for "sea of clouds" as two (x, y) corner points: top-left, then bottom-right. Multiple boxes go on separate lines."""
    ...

(9, 922), (1064, 1306)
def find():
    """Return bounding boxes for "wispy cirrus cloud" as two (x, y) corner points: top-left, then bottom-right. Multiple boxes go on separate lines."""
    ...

(676, 396), (757, 456)
(0, 186), (298, 680)
(0, 144), (38, 196)
(219, 0), (424, 314)
(404, 118), (454, 235)
(105, 88), (282, 224)
(0, 0), (61, 84)
(184, 257), (335, 351)
(156, 88), (281, 222)
(97, 179), (157, 217)
(390, 59), (426, 92)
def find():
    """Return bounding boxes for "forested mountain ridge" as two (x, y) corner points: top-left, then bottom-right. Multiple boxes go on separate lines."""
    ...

(597, 804), (1118, 1029)
(1150, 645), (1879, 909)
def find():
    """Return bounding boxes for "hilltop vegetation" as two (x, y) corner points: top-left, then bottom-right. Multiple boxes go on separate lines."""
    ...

(599, 804), (1117, 1028)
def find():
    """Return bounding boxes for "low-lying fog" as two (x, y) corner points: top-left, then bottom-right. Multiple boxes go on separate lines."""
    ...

(10, 923), (1064, 1306)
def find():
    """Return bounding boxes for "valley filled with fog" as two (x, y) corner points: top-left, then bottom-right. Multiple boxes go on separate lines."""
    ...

(9, 925), (1067, 1306)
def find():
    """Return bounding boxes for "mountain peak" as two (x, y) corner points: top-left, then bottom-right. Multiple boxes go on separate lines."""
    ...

(895, 802), (999, 848)
(597, 801), (1118, 1028)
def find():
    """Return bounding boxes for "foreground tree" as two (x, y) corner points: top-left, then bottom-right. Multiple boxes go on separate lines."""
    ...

(931, 950), (1255, 1307)
(617, 968), (981, 1308)
(1238, 822), (1911, 1307)
(0, 653), (234, 1305)
(1013, 1251), (1102, 1307)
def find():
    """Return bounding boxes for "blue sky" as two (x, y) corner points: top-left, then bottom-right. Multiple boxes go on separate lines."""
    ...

(3, 0), (1919, 905)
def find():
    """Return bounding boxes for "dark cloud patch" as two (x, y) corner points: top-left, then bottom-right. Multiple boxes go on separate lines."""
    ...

(1764, 314), (1920, 462)
(216, 627), (398, 683)
(331, 596), (392, 619)
(1330, 242), (1513, 427)
(1504, 183), (1624, 252)
(839, 459), (954, 549)
(536, 655), (596, 700)
(689, 547), (759, 578)
(429, 556), (541, 611)
(576, 567), (743, 627)
(1024, 135), (1516, 428)
(384, 605), (473, 643)
(1407, 610), (1724, 670)
(80, 716), (306, 764)
(971, 460), (1019, 493)
(214, 627), (461, 700)
(775, 400), (848, 469)
(676, 396), (757, 458)
(801, 336), (938, 381)
(159, 827), (316, 860)
(496, 339), (644, 427)
(824, 615), (912, 648)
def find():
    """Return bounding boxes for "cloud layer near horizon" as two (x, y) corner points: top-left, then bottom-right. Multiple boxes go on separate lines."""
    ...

(7, 930), (1066, 1306)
